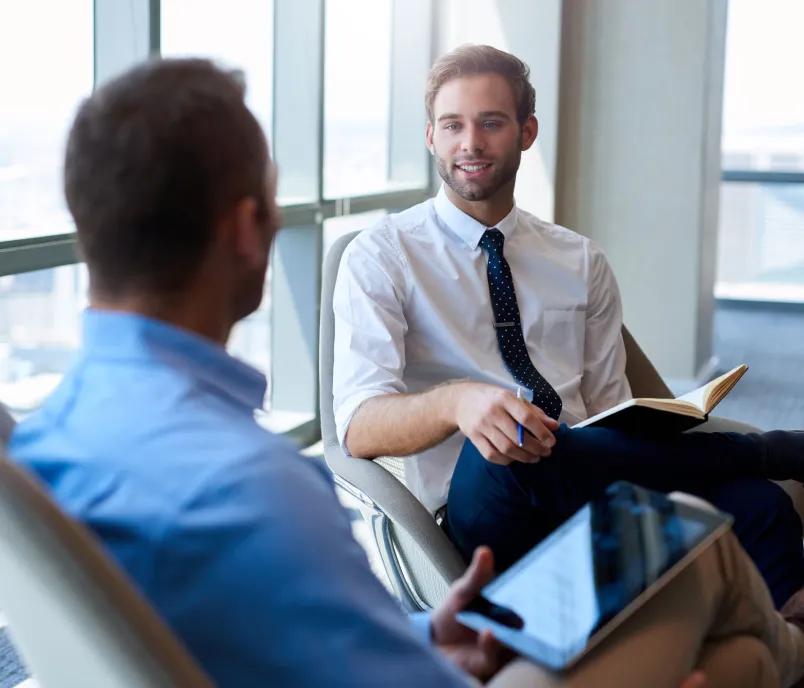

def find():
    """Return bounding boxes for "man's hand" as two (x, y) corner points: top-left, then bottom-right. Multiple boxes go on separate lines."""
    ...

(431, 547), (508, 681)
(453, 382), (558, 465)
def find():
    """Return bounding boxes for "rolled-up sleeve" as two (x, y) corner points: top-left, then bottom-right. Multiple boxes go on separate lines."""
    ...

(581, 242), (631, 416)
(332, 227), (409, 448)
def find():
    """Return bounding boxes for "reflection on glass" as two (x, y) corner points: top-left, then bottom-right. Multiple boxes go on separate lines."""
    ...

(0, 264), (88, 413)
(722, 0), (804, 173)
(716, 183), (804, 300)
(324, 0), (393, 198)
(0, 0), (93, 241)
(161, 0), (274, 138)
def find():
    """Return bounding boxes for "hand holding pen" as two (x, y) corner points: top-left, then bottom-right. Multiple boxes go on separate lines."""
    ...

(452, 381), (559, 465)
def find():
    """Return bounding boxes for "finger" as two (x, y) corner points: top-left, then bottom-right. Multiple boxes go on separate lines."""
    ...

(506, 399), (557, 446)
(484, 405), (535, 451)
(520, 432), (552, 458)
(486, 427), (541, 464)
(534, 408), (560, 431)
(476, 629), (504, 675)
(472, 436), (514, 465)
(451, 547), (495, 605)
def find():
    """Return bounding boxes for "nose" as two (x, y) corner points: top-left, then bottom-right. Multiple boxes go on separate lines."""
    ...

(460, 123), (485, 154)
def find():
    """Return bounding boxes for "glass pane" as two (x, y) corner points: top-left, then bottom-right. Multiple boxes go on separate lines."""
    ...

(0, 264), (88, 414)
(0, 1), (93, 241)
(324, 0), (393, 198)
(715, 182), (804, 301)
(722, 0), (804, 172)
(161, 0), (274, 140)
(0, 263), (271, 414)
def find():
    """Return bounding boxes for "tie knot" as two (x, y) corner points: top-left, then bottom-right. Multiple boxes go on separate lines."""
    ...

(479, 228), (505, 255)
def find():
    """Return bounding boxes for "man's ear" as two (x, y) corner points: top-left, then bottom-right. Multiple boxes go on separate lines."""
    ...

(520, 115), (538, 151)
(425, 121), (435, 155)
(229, 197), (265, 266)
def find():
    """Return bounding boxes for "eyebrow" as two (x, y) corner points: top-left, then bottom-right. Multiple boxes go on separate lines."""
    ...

(477, 110), (512, 120)
(436, 110), (512, 122)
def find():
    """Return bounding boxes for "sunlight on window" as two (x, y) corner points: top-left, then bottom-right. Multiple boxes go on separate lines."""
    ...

(0, 0), (93, 241)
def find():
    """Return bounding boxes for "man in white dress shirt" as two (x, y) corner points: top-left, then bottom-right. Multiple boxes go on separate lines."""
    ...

(332, 44), (804, 608)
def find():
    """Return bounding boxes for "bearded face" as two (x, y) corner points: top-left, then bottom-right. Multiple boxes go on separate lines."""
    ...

(426, 73), (536, 209)
(434, 133), (523, 202)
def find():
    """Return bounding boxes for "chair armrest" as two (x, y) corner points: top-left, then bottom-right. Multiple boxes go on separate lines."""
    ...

(323, 438), (466, 584)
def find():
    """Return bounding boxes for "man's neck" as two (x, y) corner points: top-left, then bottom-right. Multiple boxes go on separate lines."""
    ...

(89, 292), (233, 346)
(444, 184), (515, 227)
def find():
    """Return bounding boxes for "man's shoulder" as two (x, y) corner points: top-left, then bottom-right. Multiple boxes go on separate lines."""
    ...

(347, 199), (434, 255)
(516, 208), (594, 252)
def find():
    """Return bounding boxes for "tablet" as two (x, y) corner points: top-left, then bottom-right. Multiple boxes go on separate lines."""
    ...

(456, 481), (732, 671)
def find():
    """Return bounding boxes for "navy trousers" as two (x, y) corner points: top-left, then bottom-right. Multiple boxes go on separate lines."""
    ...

(445, 424), (804, 609)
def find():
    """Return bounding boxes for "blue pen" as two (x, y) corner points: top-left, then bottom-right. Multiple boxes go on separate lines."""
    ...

(516, 386), (524, 447)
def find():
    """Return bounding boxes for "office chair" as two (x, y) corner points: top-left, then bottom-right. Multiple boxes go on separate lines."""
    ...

(0, 401), (14, 448)
(320, 230), (803, 612)
(0, 453), (212, 687)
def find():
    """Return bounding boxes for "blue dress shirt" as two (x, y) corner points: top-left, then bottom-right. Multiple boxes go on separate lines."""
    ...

(10, 310), (469, 687)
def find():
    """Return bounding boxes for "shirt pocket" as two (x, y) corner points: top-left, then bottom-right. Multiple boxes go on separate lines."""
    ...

(540, 308), (586, 375)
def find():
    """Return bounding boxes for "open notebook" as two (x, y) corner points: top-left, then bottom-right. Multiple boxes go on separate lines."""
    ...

(573, 364), (748, 433)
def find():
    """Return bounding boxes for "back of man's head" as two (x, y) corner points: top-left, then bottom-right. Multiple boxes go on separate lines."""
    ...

(64, 58), (268, 298)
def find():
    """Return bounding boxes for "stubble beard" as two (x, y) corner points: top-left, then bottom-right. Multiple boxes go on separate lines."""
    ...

(435, 145), (522, 202)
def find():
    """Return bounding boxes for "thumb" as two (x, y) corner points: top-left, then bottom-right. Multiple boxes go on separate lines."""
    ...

(451, 546), (495, 606)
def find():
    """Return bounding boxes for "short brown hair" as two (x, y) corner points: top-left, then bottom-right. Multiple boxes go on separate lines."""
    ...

(64, 58), (268, 297)
(425, 44), (535, 125)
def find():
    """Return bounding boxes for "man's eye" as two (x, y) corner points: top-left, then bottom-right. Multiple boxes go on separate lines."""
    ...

(443, 122), (460, 131)
(483, 121), (501, 129)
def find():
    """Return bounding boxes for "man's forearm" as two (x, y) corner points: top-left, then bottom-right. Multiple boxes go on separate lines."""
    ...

(345, 383), (464, 459)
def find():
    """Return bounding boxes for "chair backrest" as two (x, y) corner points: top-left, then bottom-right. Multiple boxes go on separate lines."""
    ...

(621, 326), (673, 399)
(0, 453), (212, 688)
(0, 401), (15, 448)
(319, 228), (675, 609)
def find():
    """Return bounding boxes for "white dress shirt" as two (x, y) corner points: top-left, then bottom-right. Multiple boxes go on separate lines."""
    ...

(333, 187), (631, 512)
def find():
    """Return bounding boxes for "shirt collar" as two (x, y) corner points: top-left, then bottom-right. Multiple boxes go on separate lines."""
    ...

(433, 185), (519, 250)
(81, 309), (267, 411)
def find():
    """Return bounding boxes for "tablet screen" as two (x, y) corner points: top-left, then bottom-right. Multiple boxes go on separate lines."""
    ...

(457, 482), (731, 670)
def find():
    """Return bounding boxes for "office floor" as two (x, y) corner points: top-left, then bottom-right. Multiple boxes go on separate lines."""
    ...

(1, 302), (802, 685)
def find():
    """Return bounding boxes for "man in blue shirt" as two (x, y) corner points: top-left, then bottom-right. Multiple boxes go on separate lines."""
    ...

(7, 57), (802, 687)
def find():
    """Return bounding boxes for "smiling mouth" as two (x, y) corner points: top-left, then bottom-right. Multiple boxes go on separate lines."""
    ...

(455, 162), (492, 173)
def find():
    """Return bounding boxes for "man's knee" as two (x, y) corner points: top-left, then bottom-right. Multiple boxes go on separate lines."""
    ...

(708, 477), (801, 537)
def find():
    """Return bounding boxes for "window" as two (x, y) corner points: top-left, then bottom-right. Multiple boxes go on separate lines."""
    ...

(161, 0), (275, 379)
(0, 264), (87, 414)
(0, 1), (435, 444)
(323, 0), (393, 199)
(323, 0), (431, 199)
(0, 0), (93, 241)
(161, 0), (274, 138)
(716, 0), (804, 301)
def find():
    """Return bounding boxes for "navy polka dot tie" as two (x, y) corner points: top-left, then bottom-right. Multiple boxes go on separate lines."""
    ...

(479, 228), (563, 420)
